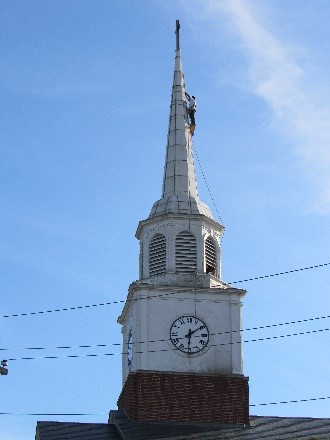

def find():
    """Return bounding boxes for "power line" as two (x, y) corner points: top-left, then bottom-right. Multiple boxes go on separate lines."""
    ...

(0, 342), (120, 352)
(250, 395), (330, 407)
(6, 327), (329, 361)
(2, 261), (329, 320)
(1, 299), (125, 319)
(0, 291), (197, 319)
(227, 262), (330, 285)
(0, 395), (329, 415)
(0, 412), (106, 416)
(1, 313), (329, 353)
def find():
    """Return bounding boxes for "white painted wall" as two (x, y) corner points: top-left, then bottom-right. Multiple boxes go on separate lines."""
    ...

(120, 283), (245, 384)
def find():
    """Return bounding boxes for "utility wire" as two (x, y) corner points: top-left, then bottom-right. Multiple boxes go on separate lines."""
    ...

(250, 395), (330, 407)
(1, 299), (125, 319)
(1, 313), (329, 352)
(227, 262), (330, 285)
(2, 261), (329, 320)
(6, 327), (329, 361)
(0, 412), (106, 416)
(0, 396), (329, 416)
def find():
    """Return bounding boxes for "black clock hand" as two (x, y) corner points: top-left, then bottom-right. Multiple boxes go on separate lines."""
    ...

(185, 328), (193, 345)
(189, 325), (204, 337)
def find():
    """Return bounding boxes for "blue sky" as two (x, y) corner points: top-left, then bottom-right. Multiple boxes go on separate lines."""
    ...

(1, 1), (329, 438)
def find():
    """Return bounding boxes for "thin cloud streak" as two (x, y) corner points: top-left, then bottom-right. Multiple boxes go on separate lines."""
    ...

(192, 0), (330, 213)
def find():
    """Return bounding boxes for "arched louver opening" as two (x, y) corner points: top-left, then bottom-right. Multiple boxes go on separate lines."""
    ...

(149, 234), (166, 276)
(205, 236), (217, 276)
(175, 231), (197, 273)
(139, 243), (144, 279)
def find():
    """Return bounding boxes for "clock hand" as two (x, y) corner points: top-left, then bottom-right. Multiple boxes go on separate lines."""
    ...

(189, 325), (204, 337)
(185, 328), (193, 345)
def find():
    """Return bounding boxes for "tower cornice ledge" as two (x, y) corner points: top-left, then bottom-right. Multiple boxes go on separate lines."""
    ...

(129, 273), (236, 289)
(118, 281), (246, 325)
(136, 212), (224, 239)
(127, 281), (246, 296)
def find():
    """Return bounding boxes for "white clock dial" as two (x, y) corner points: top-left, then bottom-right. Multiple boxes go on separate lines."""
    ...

(170, 316), (209, 354)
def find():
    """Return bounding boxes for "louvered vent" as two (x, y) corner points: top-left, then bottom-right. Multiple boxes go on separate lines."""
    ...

(205, 237), (217, 276)
(140, 243), (144, 278)
(149, 234), (166, 276)
(175, 231), (197, 273)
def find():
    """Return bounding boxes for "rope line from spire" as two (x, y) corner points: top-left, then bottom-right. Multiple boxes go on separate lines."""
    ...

(193, 142), (224, 224)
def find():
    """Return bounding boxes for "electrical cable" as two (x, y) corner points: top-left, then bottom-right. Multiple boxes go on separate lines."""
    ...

(1, 313), (329, 352)
(0, 412), (107, 416)
(227, 261), (330, 285)
(250, 395), (330, 407)
(0, 396), (330, 417)
(0, 396), (329, 416)
(2, 261), (329, 320)
(6, 327), (329, 361)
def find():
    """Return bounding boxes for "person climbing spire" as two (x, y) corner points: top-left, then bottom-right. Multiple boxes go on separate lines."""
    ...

(185, 92), (197, 134)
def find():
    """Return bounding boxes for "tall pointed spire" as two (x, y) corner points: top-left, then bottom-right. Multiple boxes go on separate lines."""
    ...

(149, 21), (213, 219)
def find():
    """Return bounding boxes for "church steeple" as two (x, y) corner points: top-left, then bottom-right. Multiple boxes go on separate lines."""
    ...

(118, 22), (248, 426)
(149, 20), (213, 219)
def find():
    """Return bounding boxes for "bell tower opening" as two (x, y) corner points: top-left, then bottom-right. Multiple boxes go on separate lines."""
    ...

(148, 233), (166, 276)
(205, 236), (218, 276)
(175, 231), (197, 273)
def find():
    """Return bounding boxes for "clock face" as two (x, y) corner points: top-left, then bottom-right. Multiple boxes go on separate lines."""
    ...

(170, 316), (209, 354)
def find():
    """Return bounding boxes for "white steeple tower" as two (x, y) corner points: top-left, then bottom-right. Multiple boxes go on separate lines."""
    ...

(117, 21), (249, 426)
(136, 21), (223, 283)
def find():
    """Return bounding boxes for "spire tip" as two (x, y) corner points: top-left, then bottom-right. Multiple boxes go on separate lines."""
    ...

(175, 20), (180, 51)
